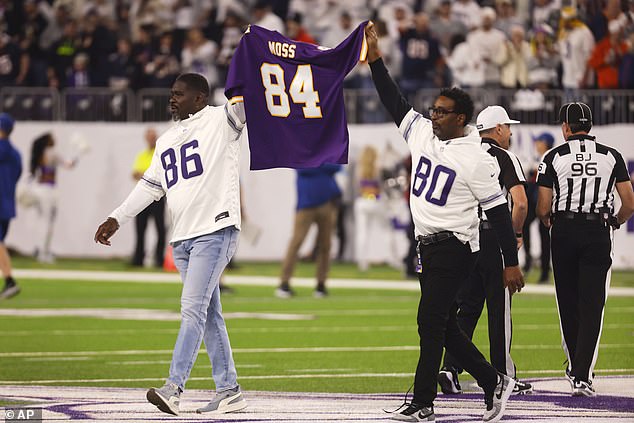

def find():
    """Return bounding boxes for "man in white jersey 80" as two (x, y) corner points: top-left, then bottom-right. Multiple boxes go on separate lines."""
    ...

(94, 73), (247, 416)
(364, 21), (523, 423)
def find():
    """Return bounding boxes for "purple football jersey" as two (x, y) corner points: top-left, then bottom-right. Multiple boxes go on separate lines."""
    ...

(225, 23), (368, 170)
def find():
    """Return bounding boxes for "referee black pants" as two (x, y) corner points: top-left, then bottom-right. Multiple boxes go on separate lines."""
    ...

(413, 237), (498, 407)
(551, 219), (612, 382)
(443, 229), (515, 377)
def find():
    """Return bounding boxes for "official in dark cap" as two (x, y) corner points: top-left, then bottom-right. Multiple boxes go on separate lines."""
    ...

(535, 102), (634, 396)
(522, 131), (555, 282)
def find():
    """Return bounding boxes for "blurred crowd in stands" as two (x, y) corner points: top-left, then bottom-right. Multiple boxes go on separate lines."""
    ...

(0, 0), (633, 97)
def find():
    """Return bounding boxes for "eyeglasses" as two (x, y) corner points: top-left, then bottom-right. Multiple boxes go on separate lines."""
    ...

(428, 107), (456, 117)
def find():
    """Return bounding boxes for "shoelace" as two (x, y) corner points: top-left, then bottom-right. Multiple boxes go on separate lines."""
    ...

(383, 383), (415, 414)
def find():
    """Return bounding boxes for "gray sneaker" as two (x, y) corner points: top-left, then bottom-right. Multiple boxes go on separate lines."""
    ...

(146, 383), (181, 415)
(0, 284), (20, 300)
(196, 386), (247, 414)
(483, 374), (515, 422)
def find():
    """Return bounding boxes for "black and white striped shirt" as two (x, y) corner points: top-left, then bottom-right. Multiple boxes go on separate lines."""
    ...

(536, 134), (629, 214)
(480, 138), (526, 221)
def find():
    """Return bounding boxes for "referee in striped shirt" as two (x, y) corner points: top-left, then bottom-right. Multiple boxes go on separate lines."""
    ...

(439, 106), (533, 396)
(536, 102), (634, 397)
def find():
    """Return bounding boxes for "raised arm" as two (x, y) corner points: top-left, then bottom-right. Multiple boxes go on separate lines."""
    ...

(365, 21), (412, 127)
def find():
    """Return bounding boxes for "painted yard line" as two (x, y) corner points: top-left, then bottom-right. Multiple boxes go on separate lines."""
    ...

(2, 323), (634, 337)
(2, 343), (633, 359)
(0, 373), (417, 385)
(2, 370), (634, 385)
(12, 269), (634, 297)
(522, 369), (634, 375)
(10, 307), (628, 321)
(105, 361), (263, 368)
(0, 309), (314, 321)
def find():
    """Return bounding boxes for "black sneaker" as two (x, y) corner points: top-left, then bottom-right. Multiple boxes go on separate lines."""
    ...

(390, 403), (435, 422)
(512, 379), (533, 395)
(437, 367), (462, 394)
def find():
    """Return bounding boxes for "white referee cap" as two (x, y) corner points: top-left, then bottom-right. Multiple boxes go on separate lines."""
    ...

(476, 106), (520, 131)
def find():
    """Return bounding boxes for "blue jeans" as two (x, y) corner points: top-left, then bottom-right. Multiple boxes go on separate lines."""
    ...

(168, 226), (239, 392)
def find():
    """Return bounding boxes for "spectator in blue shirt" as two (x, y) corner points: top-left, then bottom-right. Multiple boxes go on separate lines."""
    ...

(276, 164), (342, 298)
(0, 113), (22, 300)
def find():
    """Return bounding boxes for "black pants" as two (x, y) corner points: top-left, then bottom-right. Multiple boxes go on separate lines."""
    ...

(524, 182), (550, 278)
(551, 218), (612, 382)
(133, 198), (166, 267)
(413, 237), (498, 406)
(443, 229), (515, 377)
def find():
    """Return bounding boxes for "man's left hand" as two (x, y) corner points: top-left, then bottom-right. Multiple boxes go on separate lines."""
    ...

(504, 265), (525, 294)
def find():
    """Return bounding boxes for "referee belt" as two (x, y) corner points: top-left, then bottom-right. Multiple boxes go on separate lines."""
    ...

(553, 211), (601, 222)
(417, 231), (455, 246)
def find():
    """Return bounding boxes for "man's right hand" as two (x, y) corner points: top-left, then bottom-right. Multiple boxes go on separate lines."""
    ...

(94, 217), (119, 246)
(364, 21), (381, 63)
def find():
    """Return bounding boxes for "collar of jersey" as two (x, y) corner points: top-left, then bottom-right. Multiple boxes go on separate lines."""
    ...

(481, 137), (501, 147)
(176, 105), (209, 126)
(566, 134), (596, 142)
(440, 125), (480, 145)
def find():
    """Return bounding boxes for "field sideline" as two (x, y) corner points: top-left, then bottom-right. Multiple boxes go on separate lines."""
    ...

(0, 262), (633, 421)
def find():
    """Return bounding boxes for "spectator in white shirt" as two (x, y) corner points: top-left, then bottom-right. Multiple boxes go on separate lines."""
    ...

(451, 0), (482, 30)
(181, 28), (218, 88)
(467, 7), (507, 87)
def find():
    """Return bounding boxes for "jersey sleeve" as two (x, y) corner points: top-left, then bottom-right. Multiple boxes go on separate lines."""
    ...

(536, 150), (556, 188)
(110, 152), (165, 226)
(398, 109), (433, 146)
(332, 21), (368, 75)
(500, 150), (526, 190)
(139, 151), (165, 197)
(470, 154), (507, 211)
(611, 149), (630, 183)
(224, 97), (246, 140)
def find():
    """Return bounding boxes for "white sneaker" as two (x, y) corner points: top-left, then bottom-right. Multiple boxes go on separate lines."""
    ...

(197, 386), (247, 414)
(572, 379), (596, 397)
(0, 284), (20, 300)
(483, 374), (515, 422)
(146, 383), (181, 415)
(275, 286), (294, 299)
(390, 403), (435, 422)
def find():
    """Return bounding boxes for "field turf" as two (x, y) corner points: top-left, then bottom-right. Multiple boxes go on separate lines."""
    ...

(0, 259), (632, 399)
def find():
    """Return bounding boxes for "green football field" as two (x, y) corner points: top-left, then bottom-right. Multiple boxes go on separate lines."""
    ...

(0, 260), (633, 400)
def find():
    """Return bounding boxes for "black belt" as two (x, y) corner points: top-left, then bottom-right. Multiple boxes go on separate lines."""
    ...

(417, 231), (455, 246)
(553, 211), (601, 222)
(479, 221), (493, 230)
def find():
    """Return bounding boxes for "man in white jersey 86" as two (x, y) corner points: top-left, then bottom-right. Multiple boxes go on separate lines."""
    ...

(94, 73), (247, 416)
